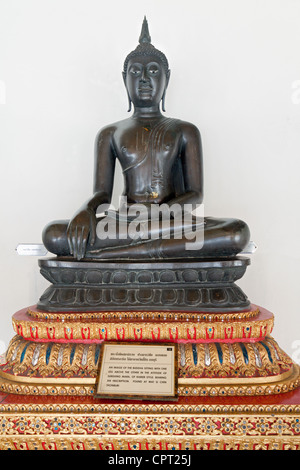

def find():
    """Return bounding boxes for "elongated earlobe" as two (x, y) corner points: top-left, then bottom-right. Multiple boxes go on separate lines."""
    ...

(161, 69), (170, 112)
(122, 71), (132, 112)
(127, 95), (132, 112)
(161, 91), (166, 112)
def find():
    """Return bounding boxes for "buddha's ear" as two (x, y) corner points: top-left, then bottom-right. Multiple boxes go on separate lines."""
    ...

(122, 71), (132, 112)
(166, 69), (171, 89)
(161, 69), (171, 112)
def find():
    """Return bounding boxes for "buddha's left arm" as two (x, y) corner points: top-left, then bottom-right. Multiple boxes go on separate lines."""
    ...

(168, 122), (203, 215)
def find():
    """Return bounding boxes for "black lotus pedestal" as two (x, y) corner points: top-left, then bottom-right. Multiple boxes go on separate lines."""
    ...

(38, 257), (250, 313)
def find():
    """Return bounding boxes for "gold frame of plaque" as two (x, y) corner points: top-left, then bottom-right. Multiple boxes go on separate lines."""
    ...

(95, 342), (178, 401)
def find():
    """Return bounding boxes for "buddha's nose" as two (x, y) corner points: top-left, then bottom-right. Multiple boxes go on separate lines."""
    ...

(141, 67), (148, 82)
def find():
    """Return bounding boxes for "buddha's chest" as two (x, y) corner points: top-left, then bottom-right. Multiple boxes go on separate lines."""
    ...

(114, 123), (181, 174)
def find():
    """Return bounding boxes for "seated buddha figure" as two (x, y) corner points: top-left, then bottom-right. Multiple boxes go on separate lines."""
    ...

(43, 18), (250, 261)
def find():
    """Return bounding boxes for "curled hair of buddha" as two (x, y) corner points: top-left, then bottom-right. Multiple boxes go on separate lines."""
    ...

(123, 17), (169, 76)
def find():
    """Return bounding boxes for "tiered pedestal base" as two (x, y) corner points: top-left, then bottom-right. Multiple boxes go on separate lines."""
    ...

(0, 391), (300, 450)
(1, 257), (299, 450)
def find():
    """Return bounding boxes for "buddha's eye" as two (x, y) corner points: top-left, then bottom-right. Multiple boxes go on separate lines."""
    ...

(148, 67), (159, 75)
(129, 67), (141, 75)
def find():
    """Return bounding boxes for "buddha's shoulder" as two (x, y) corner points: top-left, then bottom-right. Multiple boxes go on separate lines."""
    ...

(95, 120), (124, 138)
(175, 119), (201, 137)
(158, 116), (201, 136)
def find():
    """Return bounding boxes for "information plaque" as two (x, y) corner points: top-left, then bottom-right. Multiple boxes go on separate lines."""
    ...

(15, 244), (48, 256)
(95, 343), (178, 400)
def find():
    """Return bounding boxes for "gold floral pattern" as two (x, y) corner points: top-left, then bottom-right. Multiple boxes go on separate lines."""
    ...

(0, 411), (300, 450)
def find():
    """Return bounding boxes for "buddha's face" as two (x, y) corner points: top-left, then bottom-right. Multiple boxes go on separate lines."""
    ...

(124, 54), (169, 109)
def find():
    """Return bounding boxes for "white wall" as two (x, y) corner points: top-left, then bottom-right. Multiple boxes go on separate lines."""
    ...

(0, 0), (299, 360)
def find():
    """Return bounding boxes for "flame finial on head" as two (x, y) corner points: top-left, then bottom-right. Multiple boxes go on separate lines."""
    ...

(139, 16), (151, 44)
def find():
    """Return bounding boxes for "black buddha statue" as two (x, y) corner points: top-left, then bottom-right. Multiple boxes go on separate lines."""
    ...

(42, 18), (250, 261)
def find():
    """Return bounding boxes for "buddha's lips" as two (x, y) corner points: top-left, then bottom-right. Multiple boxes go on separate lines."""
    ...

(138, 87), (152, 91)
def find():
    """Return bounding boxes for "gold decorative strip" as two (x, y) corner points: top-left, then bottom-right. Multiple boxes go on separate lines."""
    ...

(0, 410), (300, 450)
(0, 413), (298, 438)
(1, 435), (300, 450)
(0, 367), (294, 386)
(12, 314), (273, 343)
(180, 370), (293, 385)
(1, 400), (300, 415)
(27, 306), (260, 322)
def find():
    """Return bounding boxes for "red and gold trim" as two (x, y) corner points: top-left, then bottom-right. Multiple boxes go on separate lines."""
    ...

(12, 305), (273, 344)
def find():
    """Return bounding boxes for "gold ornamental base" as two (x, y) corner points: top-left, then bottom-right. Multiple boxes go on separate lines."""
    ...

(1, 303), (300, 450)
(0, 391), (300, 450)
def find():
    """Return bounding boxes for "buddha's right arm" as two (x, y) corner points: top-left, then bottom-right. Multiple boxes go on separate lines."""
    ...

(73, 125), (116, 211)
(67, 125), (116, 259)
(92, 125), (116, 204)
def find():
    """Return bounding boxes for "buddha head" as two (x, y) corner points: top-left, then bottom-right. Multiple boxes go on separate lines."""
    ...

(123, 17), (170, 112)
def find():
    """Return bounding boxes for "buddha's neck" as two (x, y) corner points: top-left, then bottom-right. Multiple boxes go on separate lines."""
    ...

(132, 106), (163, 120)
